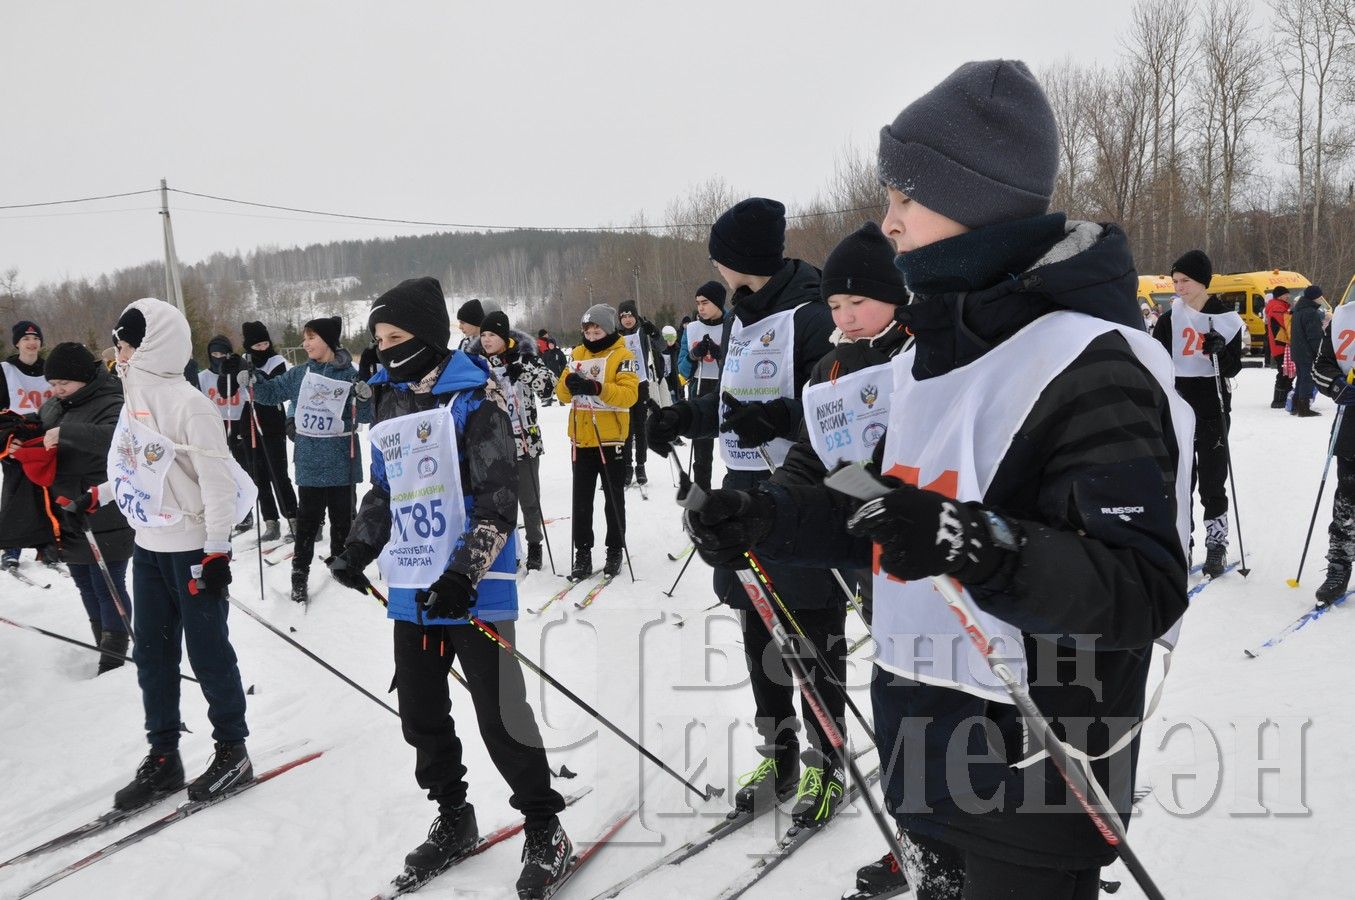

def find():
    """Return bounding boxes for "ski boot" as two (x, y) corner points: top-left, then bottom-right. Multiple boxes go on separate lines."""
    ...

(1293, 397), (1321, 417)
(37, 544), (62, 569)
(401, 804), (479, 880)
(622, 466), (634, 488)
(602, 547), (623, 578)
(526, 541), (543, 572)
(187, 741), (253, 802)
(1316, 561), (1351, 608)
(89, 619), (103, 644)
(260, 519), (281, 542)
(97, 630), (130, 674)
(635, 466), (648, 486)
(1202, 518), (1228, 578)
(232, 511), (255, 537)
(846, 847), (910, 899)
(733, 743), (799, 813)
(568, 549), (593, 583)
(286, 517), (298, 542)
(1, 553), (18, 573)
(516, 816), (572, 900)
(113, 749), (185, 810)
(790, 748), (845, 828)
(291, 571), (309, 604)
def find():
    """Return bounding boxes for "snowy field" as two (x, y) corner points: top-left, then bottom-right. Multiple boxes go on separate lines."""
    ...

(1, 365), (1351, 899)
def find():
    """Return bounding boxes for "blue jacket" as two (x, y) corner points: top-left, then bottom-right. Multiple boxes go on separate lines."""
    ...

(249, 349), (372, 487)
(360, 352), (519, 626)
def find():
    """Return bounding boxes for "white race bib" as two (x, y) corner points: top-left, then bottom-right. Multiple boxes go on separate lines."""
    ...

(371, 407), (468, 589)
(802, 362), (894, 468)
(1169, 299), (1245, 378)
(198, 370), (245, 422)
(568, 353), (628, 412)
(295, 370), (352, 437)
(1, 362), (52, 414)
(107, 409), (182, 528)
(720, 305), (802, 470)
(685, 320), (722, 383)
(622, 332), (650, 382)
(1330, 303), (1355, 376)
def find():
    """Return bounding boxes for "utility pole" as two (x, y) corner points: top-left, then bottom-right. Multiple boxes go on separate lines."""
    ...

(159, 178), (186, 315)
(632, 265), (640, 309)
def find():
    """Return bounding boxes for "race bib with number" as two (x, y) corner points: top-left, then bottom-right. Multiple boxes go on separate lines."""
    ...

(1169, 299), (1245, 378)
(685, 320), (722, 383)
(1330, 303), (1355, 376)
(622, 332), (650, 382)
(2, 361), (52, 413)
(198, 370), (245, 422)
(370, 406), (468, 589)
(569, 352), (629, 412)
(719, 304), (802, 470)
(295, 369), (353, 437)
(802, 361), (894, 468)
(107, 409), (182, 528)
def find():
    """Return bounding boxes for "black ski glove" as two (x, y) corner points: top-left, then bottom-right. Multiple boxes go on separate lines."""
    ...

(720, 393), (795, 449)
(846, 480), (1019, 584)
(189, 550), (232, 597)
(505, 361), (524, 381)
(646, 401), (692, 457)
(695, 335), (720, 361)
(416, 570), (474, 621)
(57, 487), (101, 522)
(285, 418), (297, 441)
(683, 488), (776, 569)
(328, 543), (377, 594)
(565, 372), (600, 396)
(1201, 330), (1226, 356)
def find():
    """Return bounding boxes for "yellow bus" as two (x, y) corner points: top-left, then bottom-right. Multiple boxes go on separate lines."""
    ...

(1208, 270), (1311, 352)
(1137, 275), (1175, 311)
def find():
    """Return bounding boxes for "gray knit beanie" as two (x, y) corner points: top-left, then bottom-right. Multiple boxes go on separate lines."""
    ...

(581, 303), (618, 334)
(877, 59), (1059, 229)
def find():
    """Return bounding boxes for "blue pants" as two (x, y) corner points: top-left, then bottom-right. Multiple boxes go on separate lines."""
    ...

(69, 559), (130, 634)
(132, 547), (249, 751)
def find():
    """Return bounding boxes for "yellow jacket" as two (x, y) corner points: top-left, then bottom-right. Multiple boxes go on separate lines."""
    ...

(555, 336), (640, 447)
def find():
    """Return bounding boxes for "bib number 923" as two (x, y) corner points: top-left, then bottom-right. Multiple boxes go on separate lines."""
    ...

(392, 498), (448, 542)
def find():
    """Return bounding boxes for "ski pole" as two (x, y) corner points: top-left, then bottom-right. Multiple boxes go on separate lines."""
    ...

(0, 615), (198, 683)
(207, 581), (398, 718)
(756, 445), (869, 625)
(663, 548), (697, 598)
(464, 615), (723, 802)
(586, 406), (635, 582)
(72, 524), (134, 639)
(825, 463), (1168, 900)
(1211, 350), (1250, 576)
(1288, 370), (1354, 587)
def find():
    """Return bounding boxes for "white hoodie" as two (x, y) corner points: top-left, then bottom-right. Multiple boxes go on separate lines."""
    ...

(100, 298), (241, 555)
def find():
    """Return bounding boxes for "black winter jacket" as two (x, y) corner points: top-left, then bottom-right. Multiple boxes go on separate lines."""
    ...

(0, 355), (55, 550)
(38, 369), (135, 564)
(760, 221), (1188, 869)
(1150, 296), (1243, 419)
(1289, 296), (1326, 375)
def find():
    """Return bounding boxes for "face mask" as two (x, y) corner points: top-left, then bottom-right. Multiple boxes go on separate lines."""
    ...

(377, 338), (434, 381)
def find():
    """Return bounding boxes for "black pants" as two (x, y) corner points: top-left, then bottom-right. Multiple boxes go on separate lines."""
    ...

(689, 377), (718, 491)
(571, 444), (626, 551)
(622, 400), (649, 475)
(249, 431), (297, 522)
(1272, 353), (1293, 404)
(742, 605), (847, 757)
(901, 832), (1101, 900)
(1329, 456), (1355, 565)
(1191, 413), (1230, 521)
(392, 619), (564, 826)
(294, 485), (353, 572)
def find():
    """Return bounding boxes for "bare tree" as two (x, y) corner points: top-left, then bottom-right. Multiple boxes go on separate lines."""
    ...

(1083, 63), (1152, 226)
(1041, 57), (1094, 216)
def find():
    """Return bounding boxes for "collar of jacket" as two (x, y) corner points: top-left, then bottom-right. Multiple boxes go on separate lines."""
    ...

(582, 332), (622, 354)
(896, 213), (1068, 296)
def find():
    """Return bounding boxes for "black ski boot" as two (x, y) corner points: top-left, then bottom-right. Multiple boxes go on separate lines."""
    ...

(623, 466), (634, 487)
(602, 547), (623, 578)
(89, 618), (103, 645)
(1316, 561), (1351, 608)
(1201, 544), (1227, 578)
(285, 517), (297, 542)
(1, 554), (18, 573)
(187, 741), (253, 802)
(113, 749), (185, 810)
(402, 804), (480, 877)
(635, 466), (648, 486)
(790, 748), (845, 828)
(568, 549), (593, 583)
(516, 816), (572, 900)
(733, 743), (799, 812)
(526, 541), (543, 571)
(38, 544), (62, 569)
(847, 848), (910, 899)
(291, 571), (309, 604)
(260, 519), (281, 542)
(97, 630), (130, 674)
(1293, 397), (1322, 417)
(232, 511), (255, 537)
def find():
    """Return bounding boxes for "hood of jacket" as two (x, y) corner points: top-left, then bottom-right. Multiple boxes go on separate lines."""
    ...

(731, 259), (823, 328)
(121, 298), (192, 390)
(900, 220), (1142, 379)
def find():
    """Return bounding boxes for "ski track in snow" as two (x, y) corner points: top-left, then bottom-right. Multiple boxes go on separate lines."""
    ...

(1, 371), (1350, 898)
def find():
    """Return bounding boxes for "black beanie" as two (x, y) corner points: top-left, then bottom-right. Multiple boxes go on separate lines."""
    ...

(878, 59), (1058, 229)
(1303, 285), (1324, 302)
(481, 310), (511, 344)
(538, 328), (549, 338)
(12, 320), (41, 347)
(820, 222), (909, 305)
(456, 298), (485, 328)
(304, 316), (343, 352)
(618, 299), (639, 319)
(242, 321), (271, 347)
(1273, 285), (1291, 298)
(369, 276), (452, 350)
(695, 280), (727, 309)
(44, 342), (98, 383)
(112, 307), (146, 348)
(1171, 249), (1213, 288)
(207, 334), (234, 356)
(708, 198), (787, 277)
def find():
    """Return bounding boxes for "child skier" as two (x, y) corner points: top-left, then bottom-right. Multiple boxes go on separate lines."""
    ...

(237, 316), (370, 604)
(554, 304), (639, 581)
(473, 310), (555, 571)
(1, 320), (60, 571)
(326, 276), (569, 898)
(616, 299), (663, 486)
(234, 320), (299, 541)
(677, 280), (727, 491)
(1152, 250), (1244, 576)
(87, 298), (258, 809)
(1310, 298), (1355, 605)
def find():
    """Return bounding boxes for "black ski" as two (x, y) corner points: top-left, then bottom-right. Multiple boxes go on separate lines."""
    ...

(6, 566), (51, 589)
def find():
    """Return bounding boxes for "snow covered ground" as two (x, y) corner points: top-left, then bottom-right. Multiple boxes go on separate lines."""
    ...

(1, 366), (1351, 899)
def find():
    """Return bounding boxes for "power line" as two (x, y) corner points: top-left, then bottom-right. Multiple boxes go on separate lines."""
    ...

(0, 188), (160, 211)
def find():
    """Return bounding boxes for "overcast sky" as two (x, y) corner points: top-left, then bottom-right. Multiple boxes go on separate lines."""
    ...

(0, 0), (1247, 286)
